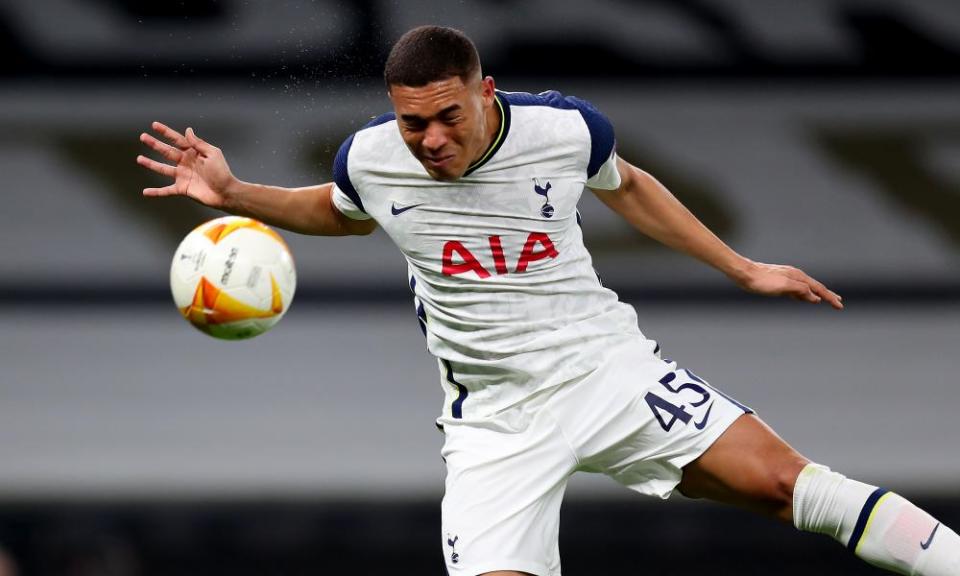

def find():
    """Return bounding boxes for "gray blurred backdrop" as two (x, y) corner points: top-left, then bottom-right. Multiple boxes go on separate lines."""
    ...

(0, 1), (958, 574)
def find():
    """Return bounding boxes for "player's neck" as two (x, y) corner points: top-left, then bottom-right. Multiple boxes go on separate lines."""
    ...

(477, 96), (502, 161)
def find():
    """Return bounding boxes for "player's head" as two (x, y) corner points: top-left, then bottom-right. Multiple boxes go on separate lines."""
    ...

(385, 26), (498, 181)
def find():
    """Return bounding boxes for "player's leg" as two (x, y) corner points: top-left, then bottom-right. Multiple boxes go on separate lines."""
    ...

(439, 402), (576, 576)
(676, 413), (807, 522)
(679, 413), (960, 575)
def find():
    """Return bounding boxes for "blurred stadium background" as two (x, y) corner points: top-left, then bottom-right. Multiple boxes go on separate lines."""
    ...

(0, 0), (958, 574)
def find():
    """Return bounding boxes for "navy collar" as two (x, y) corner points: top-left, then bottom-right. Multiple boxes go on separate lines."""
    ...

(463, 91), (511, 177)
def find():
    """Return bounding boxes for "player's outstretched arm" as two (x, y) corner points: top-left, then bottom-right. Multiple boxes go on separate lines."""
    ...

(591, 158), (842, 309)
(137, 122), (376, 237)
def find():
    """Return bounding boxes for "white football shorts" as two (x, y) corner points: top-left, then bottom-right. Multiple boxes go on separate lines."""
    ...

(439, 337), (752, 576)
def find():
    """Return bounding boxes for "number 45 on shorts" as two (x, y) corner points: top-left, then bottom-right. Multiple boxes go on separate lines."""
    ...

(644, 369), (750, 432)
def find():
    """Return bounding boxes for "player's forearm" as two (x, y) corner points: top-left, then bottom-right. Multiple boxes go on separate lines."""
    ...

(223, 180), (375, 236)
(600, 162), (754, 282)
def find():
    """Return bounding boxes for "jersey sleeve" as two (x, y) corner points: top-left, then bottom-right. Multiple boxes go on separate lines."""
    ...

(331, 183), (372, 220)
(331, 132), (371, 220)
(586, 150), (621, 190)
(567, 97), (615, 174)
(562, 94), (620, 190)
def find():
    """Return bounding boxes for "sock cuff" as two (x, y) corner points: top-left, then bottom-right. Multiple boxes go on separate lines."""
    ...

(793, 466), (959, 575)
(792, 462), (834, 531)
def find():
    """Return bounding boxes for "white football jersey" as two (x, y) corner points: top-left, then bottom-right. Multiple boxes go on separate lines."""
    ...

(331, 90), (652, 423)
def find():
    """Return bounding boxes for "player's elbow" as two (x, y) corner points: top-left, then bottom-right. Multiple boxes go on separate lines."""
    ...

(330, 212), (377, 236)
(348, 219), (378, 236)
(612, 157), (651, 194)
(628, 165), (659, 194)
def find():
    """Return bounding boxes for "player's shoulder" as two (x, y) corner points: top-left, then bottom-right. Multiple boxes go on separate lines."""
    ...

(339, 112), (423, 179)
(357, 111), (399, 135)
(501, 89), (612, 140)
(500, 90), (610, 127)
(338, 111), (401, 160)
(332, 111), (413, 207)
(501, 89), (615, 177)
(500, 89), (596, 111)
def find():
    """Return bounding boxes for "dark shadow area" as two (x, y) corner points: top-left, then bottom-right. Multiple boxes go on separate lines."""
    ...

(0, 497), (956, 575)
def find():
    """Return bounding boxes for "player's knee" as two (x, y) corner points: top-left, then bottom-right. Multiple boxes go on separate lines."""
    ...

(765, 457), (809, 520)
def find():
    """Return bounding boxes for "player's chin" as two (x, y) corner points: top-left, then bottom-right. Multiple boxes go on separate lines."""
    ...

(424, 163), (466, 182)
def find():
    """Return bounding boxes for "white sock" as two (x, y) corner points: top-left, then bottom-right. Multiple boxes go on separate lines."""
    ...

(793, 463), (960, 575)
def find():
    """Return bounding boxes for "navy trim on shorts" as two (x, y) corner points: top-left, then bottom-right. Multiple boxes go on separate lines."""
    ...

(686, 369), (754, 414)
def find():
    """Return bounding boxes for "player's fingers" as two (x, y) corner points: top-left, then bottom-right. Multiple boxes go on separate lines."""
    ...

(799, 290), (820, 304)
(782, 266), (811, 283)
(151, 121), (189, 148)
(185, 127), (216, 156)
(136, 154), (177, 178)
(140, 132), (183, 163)
(810, 281), (843, 310)
(143, 184), (179, 197)
(793, 269), (844, 310)
(784, 278), (821, 304)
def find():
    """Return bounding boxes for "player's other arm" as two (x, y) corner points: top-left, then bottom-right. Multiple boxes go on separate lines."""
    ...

(222, 180), (376, 237)
(590, 158), (843, 309)
(137, 122), (377, 237)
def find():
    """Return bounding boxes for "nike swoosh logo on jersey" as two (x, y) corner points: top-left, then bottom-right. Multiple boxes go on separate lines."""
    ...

(921, 523), (940, 550)
(391, 202), (423, 216)
(694, 401), (715, 430)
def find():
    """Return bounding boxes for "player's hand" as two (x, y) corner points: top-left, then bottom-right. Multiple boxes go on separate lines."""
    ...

(736, 261), (843, 310)
(137, 122), (236, 208)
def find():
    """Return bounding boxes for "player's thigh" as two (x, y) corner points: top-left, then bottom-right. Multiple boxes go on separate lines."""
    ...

(678, 413), (809, 522)
(553, 349), (753, 501)
(441, 412), (575, 576)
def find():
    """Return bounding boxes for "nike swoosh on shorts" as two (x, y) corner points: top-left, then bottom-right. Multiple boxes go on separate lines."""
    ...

(694, 401), (715, 430)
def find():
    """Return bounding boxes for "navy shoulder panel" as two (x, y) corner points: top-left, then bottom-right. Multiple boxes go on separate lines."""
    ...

(332, 134), (365, 213)
(502, 91), (615, 178)
(362, 111), (397, 129)
(331, 112), (396, 214)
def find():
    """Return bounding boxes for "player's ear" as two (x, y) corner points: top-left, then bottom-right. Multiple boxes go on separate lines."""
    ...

(479, 75), (496, 104)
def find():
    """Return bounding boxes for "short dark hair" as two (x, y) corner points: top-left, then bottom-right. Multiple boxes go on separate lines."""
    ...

(384, 26), (481, 88)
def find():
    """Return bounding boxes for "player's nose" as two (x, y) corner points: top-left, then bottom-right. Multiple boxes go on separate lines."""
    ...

(422, 122), (448, 151)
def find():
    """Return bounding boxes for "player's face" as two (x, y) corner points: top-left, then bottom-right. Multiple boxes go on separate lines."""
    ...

(389, 74), (497, 181)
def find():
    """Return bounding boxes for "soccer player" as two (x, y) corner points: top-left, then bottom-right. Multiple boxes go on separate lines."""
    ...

(137, 25), (958, 576)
